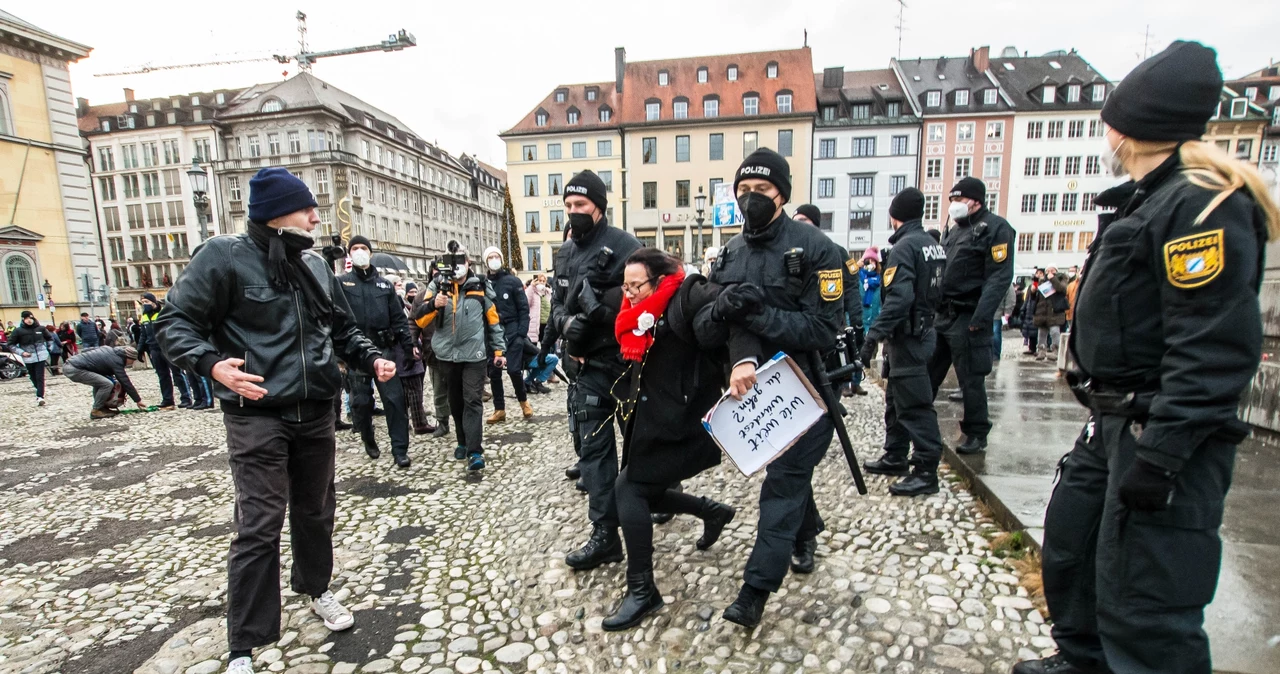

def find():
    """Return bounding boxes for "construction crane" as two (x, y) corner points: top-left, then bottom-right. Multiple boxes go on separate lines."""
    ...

(94, 11), (416, 77)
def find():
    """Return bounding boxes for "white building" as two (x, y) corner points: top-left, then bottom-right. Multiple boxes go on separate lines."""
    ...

(809, 67), (920, 255)
(79, 88), (237, 318)
(992, 50), (1114, 272)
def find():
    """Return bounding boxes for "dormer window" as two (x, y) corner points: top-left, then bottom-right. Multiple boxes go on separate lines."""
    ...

(743, 93), (759, 116)
(727, 64), (739, 81)
(585, 86), (598, 101)
(673, 97), (689, 119)
(1067, 84), (1081, 102)
(658, 70), (670, 86)
(955, 89), (970, 106)
(1230, 98), (1247, 118)
(171, 98), (181, 108)
(697, 67), (708, 83)
(599, 106), (612, 122)
(191, 96), (200, 106)
(766, 61), (779, 79)
(1042, 86), (1057, 104)
(101, 120), (110, 131)
(567, 107), (580, 124)
(129, 104), (138, 113)
(216, 93), (225, 105)
(926, 91), (941, 107)
(535, 110), (548, 127)
(776, 91), (793, 114)
(984, 88), (998, 105)
(555, 89), (568, 103)
(260, 98), (283, 113)
(703, 95), (720, 118)
(645, 99), (661, 121)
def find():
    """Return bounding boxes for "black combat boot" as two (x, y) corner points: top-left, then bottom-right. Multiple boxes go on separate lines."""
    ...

(790, 538), (816, 574)
(565, 525), (624, 570)
(575, 478), (588, 493)
(863, 454), (910, 476)
(602, 571), (664, 631)
(889, 470), (939, 496)
(651, 512), (674, 525)
(393, 452), (411, 469)
(1012, 654), (1104, 674)
(364, 442), (381, 460)
(956, 436), (988, 454)
(695, 499), (736, 550)
(722, 583), (769, 628)
(566, 465), (581, 480)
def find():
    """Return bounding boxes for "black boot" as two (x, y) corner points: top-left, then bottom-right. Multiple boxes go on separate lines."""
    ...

(956, 436), (987, 454)
(334, 418), (353, 431)
(696, 499), (735, 551)
(430, 423), (450, 439)
(565, 465), (581, 480)
(575, 477), (588, 493)
(790, 538), (816, 574)
(651, 512), (674, 525)
(565, 525), (624, 570)
(722, 583), (769, 628)
(602, 571), (664, 631)
(863, 454), (910, 476)
(393, 453), (411, 469)
(889, 471), (939, 496)
(364, 442), (381, 459)
(1012, 654), (1102, 674)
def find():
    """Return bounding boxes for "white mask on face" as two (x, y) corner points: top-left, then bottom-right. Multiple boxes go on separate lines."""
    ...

(1104, 138), (1128, 178)
(948, 201), (971, 222)
(454, 264), (468, 279)
(351, 249), (371, 268)
(535, 283), (545, 292)
(487, 258), (502, 271)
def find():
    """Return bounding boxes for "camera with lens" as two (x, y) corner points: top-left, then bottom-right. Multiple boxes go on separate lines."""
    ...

(321, 234), (346, 264)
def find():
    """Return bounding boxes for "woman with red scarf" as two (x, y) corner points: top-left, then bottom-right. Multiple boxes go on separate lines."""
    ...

(602, 248), (737, 631)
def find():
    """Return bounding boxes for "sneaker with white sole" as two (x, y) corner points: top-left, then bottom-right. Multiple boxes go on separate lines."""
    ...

(227, 656), (254, 674)
(36, 397), (45, 406)
(311, 590), (354, 631)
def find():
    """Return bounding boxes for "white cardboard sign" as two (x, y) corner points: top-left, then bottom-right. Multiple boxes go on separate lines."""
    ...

(702, 353), (827, 476)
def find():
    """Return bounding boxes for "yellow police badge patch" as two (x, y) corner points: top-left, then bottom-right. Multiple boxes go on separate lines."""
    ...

(818, 269), (843, 302)
(1164, 229), (1224, 289)
(845, 258), (859, 275)
(883, 266), (898, 287)
(991, 243), (1008, 263)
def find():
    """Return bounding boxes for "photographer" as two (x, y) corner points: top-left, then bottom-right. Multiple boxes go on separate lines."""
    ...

(337, 236), (415, 468)
(412, 241), (506, 471)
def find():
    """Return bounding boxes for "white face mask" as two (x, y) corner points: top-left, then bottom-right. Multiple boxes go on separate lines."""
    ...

(1104, 138), (1128, 178)
(454, 264), (468, 279)
(487, 258), (502, 271)
(350, 249), (371, 268)
(535, 283), (545, 292)
(948, 201), (971, 222)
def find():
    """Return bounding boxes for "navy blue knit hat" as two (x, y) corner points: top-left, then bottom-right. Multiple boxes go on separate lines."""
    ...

(248, 167), (318, 225)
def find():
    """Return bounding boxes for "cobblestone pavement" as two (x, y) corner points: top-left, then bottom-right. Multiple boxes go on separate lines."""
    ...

(0, 371), (1051, 674)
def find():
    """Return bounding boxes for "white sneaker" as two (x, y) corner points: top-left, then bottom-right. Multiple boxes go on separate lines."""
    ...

(227, 656), (254, 674)
(311, 590), (354, 631)
(36, 397), (45, 406)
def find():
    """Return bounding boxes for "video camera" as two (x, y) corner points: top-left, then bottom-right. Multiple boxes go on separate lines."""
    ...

(321, 234), (345, 264)
(433, 239), (470, 283)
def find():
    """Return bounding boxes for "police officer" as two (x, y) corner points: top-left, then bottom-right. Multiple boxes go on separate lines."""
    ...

(338, 235), (414, 468)
(859, 188), (948, 496)
(1019, 41), (1276, 674)
(706, 148), (845, 627)
(926, 176), (1015, 454)
(549, 170), (641, 570)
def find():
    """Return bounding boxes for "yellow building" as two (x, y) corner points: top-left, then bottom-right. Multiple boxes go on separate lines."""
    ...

(0, 11), (98, 326)
(1204, 86), (1269, 163)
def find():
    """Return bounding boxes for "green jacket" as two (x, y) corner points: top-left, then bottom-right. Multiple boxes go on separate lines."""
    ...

(410, 274), (505, 364)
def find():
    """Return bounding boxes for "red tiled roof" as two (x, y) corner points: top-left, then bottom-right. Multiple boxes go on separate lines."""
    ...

(502, 81), (621, 136)
(77, 102), (127, 133)
(621, 47), (816, 124)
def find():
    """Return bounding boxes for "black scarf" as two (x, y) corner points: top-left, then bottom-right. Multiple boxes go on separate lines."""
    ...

(247, 220), (333, 326)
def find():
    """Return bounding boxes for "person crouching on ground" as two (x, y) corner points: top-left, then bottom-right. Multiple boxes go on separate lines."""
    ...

(64, 345), (143, 418)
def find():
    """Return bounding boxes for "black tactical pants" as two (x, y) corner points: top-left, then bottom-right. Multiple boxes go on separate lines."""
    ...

(147, 344), (190, 406)
(489, 331), (527, 410)
(927, 310), (993, 440)
(1042, 413), (1237, 674)
(569, 361), (620, 530)
(744, 416), (831, 592)
(348, 367), (410, 458)
(223, 406), (337, 651)
(440, 360), (486, 455)
(883, 331), (945, 471)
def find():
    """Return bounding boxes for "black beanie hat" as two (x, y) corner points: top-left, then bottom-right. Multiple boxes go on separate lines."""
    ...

(564, 171), (608, 214)
(248, 167), (318, 225)
(141, 292), (158, 303)
(735, 148), (792, 202)
(949, 177), (987, 204)
(348, 235), (372, 251)
(20, 310), (34, 320)
(889, 187), (925, 222)
(794, 204), (822, 225)
(1101, 41), (1222, 142)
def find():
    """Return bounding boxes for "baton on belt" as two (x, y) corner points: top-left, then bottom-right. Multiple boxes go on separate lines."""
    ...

(807, 350), (868, 495)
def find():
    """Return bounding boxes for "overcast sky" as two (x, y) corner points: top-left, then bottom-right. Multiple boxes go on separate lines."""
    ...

(13, 0), (1279, 168)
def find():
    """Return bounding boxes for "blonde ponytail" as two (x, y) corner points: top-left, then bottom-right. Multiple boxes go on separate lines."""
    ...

(1178, 141), (1280, 240)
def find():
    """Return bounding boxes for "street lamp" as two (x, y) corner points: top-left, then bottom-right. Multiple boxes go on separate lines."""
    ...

(187, 160), (212, 241)
(694, 186), (708, 264)
(42, 280), (53, 324)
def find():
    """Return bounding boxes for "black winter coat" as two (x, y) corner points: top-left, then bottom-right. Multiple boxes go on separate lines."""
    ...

(620, 275), (728, 485)
(487, 268), (529, 348)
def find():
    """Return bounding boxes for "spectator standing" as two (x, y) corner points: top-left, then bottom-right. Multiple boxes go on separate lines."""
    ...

(859, 249), (883, 330)
(7, 311), (55, 405)
(996, 282), (1017, 361)
(75, 313), (100, 348)
(399, 283), (436, 435)
(1032, 267), (1069, 360)
(483, 247), (533, 422)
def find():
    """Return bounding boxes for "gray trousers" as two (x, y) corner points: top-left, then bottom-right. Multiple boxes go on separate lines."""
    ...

(64, 363), (115, 410)
(428, 364), (450, 425)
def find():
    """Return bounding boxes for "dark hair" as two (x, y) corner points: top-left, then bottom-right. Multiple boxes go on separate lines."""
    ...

(625, 247), (680, 281)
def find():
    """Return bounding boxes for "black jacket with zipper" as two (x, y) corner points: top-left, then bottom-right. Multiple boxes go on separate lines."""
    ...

(156, 233), (381, 419)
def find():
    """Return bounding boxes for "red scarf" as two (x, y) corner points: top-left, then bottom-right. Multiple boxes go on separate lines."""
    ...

(615, 269), (685, 362)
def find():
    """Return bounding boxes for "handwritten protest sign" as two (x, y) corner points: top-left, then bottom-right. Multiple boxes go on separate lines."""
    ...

(701, 353), (826, 476)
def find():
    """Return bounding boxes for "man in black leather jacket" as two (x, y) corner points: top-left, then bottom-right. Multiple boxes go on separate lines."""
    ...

(156, 168), (395, 673)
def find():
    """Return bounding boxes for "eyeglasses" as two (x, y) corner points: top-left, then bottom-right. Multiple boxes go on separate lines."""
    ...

(622, 279), (653, 294)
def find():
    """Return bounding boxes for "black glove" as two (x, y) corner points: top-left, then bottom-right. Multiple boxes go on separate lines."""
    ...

(859, 339), (879, 368)
(712, 283), (767, 322)
(577, 280), (604, 321)
(562, 313), (590, 343)
(1118, 458), (1177, 512)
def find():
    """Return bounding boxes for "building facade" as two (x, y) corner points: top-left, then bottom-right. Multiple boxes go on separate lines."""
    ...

(0, 10), (99, 325)
(810, 66), (920, 255)
(993, 50), (1113, 271)
(1204, 86), (1270, 182)
(1227, 64), (1280, 203)
(79, 87), (239, 317)
(893, 47), (1016, 230)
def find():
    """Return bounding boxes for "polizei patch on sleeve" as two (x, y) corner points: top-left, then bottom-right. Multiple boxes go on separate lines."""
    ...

(818, 269), (843, 301)
(1164, 228), (1224, 289)
(991, 243), (1008, 263)
(883, 266), (898, 287)
(845, 258), (859, 275)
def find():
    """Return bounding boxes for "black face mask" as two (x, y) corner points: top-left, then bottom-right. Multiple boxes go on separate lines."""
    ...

(737, 192), (778, 232)
(142, 303), (158, 315)
(568, 212), (596, 241)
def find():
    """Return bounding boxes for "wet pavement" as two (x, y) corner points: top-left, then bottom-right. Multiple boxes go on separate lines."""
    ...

(936, 335), (1280, 674)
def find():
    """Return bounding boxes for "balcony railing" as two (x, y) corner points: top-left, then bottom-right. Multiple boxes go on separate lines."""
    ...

(172, 247), (190, 259)
(229, 200), (245, 213)
(130, 251), (150, 262)
(151, 250), (171, 260)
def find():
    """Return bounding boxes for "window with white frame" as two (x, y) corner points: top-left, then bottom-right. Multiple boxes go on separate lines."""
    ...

(852, 137), (875, 157)
(955, 90), (970, 106)
(599, 107), (612, 122)
(1021, 194), (1037, 213)
(1041, 193), (1058, 212)
(1067, 85), (1081, 103)
(0, 83), (14, 135)
(697, 67), (708, 83)
(1089, 119), (1105, 137)
(1042, 86), (1057, 103)
(1025, 157), (1041, 176)
(1027, 121), (1044, 139)
(954, 157), (972, 178)
(767, 62), (778, 78)
(674, 100), (688, 119)
(315, 168), (329, 194)
(1017, 233), (1034, 252)
(984, 88), (998, 105)
(658, 70), (669, 86)
(1047, 120), (1064, 138)
(1068, 120), (1085, 138)
(597, 140), (612, 157)
(1092, 84), (1106, 102)
(1230, 98), (1247, 118)
(890, 135), (909, 155)
(536, 112), (548, 126)
(522, 144), (537, 161)
(4, 254), (35, 304)
(646, 101), (660, 121)
(228, 176), (242, 201)
(743, 95), (759, 115)
(1263, 142), (1278, 163)
(1044, 157), (1061, 176)
(743, 132), (758, 155)
(983, 156), (1002, 178)
(704, 97), (719, 118)
(924, 195), (940, 221)
(957, 123), (975, 141)
(1062, 193), (1079, 212)
(928, 124), (945, 142)
(727, 65), (738, 81)
(926, 159), (942, 179)
(926, 91), (941, 107)
(776, 93), (792, 113)
(817, 178), (835, 198)
(572, 141), (586, 158)
(1038, 232), (1054, 251)
(889, 175), (907, 195)
(1065, 156), (1081, 175)
(1085, 156), (1101, 175)
(986, 192), (999, 213)
(1082, 192), (1098, 211)
(568, 110), (579, 124)
(986, 121), (1004, 140)
(850, 176), (874, 197)
(547, 143), (562, 160)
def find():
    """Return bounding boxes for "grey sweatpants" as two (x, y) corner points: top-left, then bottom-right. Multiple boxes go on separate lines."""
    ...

(64, 363), (115, 410)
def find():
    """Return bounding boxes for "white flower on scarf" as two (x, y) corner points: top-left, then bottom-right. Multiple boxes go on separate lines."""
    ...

(634, 311), (655, 336)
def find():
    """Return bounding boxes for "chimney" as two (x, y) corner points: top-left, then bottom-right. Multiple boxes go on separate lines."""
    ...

(822, 66), (844, 89)
(971, 46), (990, 73)
(615, 47), (626, 94)
(123, 87), (135, 102)
(76, 97), (89, 117)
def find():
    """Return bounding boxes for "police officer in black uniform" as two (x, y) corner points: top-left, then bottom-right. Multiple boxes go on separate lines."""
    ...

(1018, 41), (1275, 674)
(706, 149), (845, 627)
(926, 177), (1015, 454)
(859, 188), (948, 496)
(550, 170), (641, 570)
(338, 235), (414, 468)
